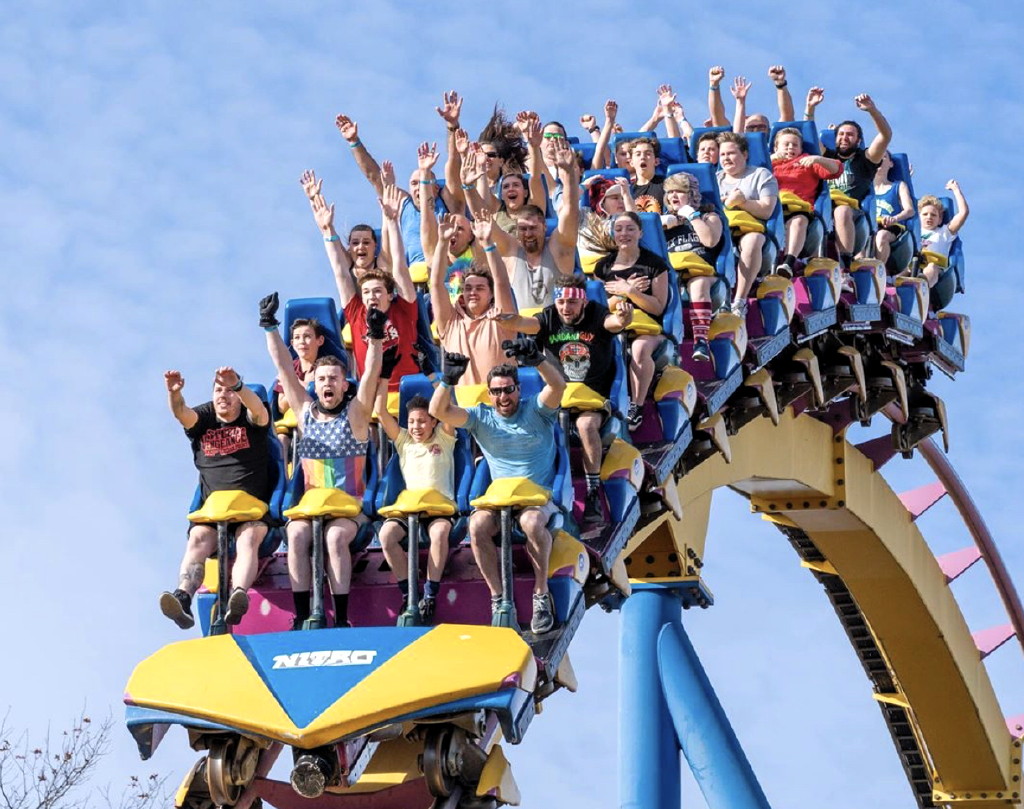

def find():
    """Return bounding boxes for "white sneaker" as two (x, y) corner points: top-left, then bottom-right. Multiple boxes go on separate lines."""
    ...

(730, 300), (748, 318)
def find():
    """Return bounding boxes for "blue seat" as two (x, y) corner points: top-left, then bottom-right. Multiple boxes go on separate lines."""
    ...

(659, 137), (690, 166)
(583, 167), (629, 183)
(415, 292), (440, 376)
(744, 132), (771, 170)
(637, 211), (668, 258)
(665, 163), (737, 287)
(572, 142), (597, 170)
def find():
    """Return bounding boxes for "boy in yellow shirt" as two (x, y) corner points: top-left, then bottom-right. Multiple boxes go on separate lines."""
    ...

(374, 375), (457, 621)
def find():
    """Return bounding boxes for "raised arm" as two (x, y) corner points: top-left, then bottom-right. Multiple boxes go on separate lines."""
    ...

(657, 86), (681, 138)
(708, 66), (729, 127)
(579, 112), (600, 143)
(311, 192), (356, 306)
(216, 367), (269, 427)
(379, 183), (415, 303)
(261, 293), (312, 417)
(437, 90), (466, 213)
(417, 141), (443, 257)
(429, 215), (459, 331)
(802, 86), (826, 150)
(475, 209), (516, 314)
(856, 94), (893, 163)
(373, 377), (400, 441)
(165, 370), (198, 429)
(460, 143), (492, 218)
(945, 179), (970, 234)
(350, 312), (385, 431)
(730, 76), (751, 134)
(502, 338), (565, 410)
(638, 100), (663, 133)
(551, 140), (581, 265)
(768, 65), (795, 122)
(335, 114), (384, 196)
(429, 352), (471, 428)
(591, 100), (618, 170)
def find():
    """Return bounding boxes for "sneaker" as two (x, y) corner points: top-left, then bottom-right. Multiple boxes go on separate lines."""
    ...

(691, 338), (711, 363)
(774, 263), (793, 279)
(730, 300), (748, 319)
(159, 589), (195, 630)
(224, 587), (249, 626)
(490, 594), (503, 620)
(582, 488), (603, 523)
(627, 403), (643, 431)
(418, 595), (436, 623)
(530, 592), (556, 635)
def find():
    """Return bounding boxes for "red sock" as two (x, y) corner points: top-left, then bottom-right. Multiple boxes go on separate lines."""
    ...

(689, 302), (712, 342)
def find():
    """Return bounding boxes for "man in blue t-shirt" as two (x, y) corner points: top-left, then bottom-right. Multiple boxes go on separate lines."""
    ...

(429, 338), (566, 634)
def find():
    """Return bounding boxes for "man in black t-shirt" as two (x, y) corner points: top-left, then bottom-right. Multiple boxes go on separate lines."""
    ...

(821, 94), (892, 266)
(160, 366), (272, 630)
(497, 276), (631, 521)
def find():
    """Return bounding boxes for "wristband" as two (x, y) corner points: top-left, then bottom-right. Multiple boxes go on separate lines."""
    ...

(804, 110), (814, 118)
(447, 125), (458, 132)
(461, 183), (474, 190)
(438, 381), (451, 390)
(687, 211), (702, 222)
(263, 325), (278, 332)
(587, 126), (599, 134)
(710, 84), (720, 91)
(348, 139), (362, 148)
(774, 81), (788, 89)
(230, 376), (244, 392)
(483, 244), (496, 253)
(420, 178), (436, 185)
(324, 234), (341, 242)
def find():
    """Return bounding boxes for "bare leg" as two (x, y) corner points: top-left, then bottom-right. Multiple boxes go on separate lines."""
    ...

(231, 520), (267, 590)
(518, 508), (552, 595)
(629, 334), (662, 406)
(324, 517), (358, 595)
(576, 411), (604, 475)
(379, 520), (408, 582)
(875, 229), (895, 265)
(921, 262), (940, 288)
(785, 216), (808, 259)
(834, 205), (855, 256)
(469, 509), (502, 597)
(179, 525), (216, 596)
(426, 519), (452, 582)
(286, 520), (312, 592)
(734, 233), (765, 301)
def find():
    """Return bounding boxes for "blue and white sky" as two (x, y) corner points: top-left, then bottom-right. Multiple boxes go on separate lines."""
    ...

(1, 2), (1022, 806)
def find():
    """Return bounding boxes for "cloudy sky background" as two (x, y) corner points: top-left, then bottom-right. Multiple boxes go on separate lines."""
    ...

(1, 1), (1021, 806)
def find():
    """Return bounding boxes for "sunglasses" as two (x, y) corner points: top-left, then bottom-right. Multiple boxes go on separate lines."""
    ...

(483, 151), (499, 158)
(542, 132), (566, 140)
(488, 384), (519, 396)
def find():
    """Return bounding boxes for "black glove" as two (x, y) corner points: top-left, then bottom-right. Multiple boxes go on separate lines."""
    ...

(502, 337), (545, 367)
(441, 351), (470, 386)
(366, 307), (388, 340)
(259, 292), (280, 329)
(380, 346), (401, 380)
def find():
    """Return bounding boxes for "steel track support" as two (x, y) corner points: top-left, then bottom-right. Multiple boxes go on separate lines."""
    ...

(619, 583), (772, 809)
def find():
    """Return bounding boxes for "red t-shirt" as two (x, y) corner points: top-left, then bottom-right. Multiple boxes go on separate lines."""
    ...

(771, 155), (843, 205)
(344, 295), (420, 391)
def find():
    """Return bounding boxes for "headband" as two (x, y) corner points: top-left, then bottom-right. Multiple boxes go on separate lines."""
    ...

(554, 286), (587, 300)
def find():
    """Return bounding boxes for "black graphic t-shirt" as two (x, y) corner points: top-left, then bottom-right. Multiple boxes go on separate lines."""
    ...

(186, 401), (272, 502)
(631, 176), (666, 213)
(535, 301), (618, 398)
(824, 147), (880, 203)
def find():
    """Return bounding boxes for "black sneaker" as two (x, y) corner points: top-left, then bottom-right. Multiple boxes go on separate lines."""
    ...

(582, 488), (602, 522)
(627, 403), (643, 431)
(774, 262), (793, 279)
(159, 589), (195, 630)
(692, 338), (711, 362)
(224, 587), (249, 626)
(418, 596), (436, 623)
(530, 592), (555, 634)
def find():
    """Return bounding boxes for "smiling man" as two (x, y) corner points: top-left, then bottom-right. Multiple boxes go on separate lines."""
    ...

(429, 338), (566, 634)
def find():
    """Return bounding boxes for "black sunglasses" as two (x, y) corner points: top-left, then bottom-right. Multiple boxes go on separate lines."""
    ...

(488, 384), (519, 396)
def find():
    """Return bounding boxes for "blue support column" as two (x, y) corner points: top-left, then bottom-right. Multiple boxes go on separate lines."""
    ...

(658, 621), (772, 809)
(619, 585), (682, 809)
(619, 583), (772, 809)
